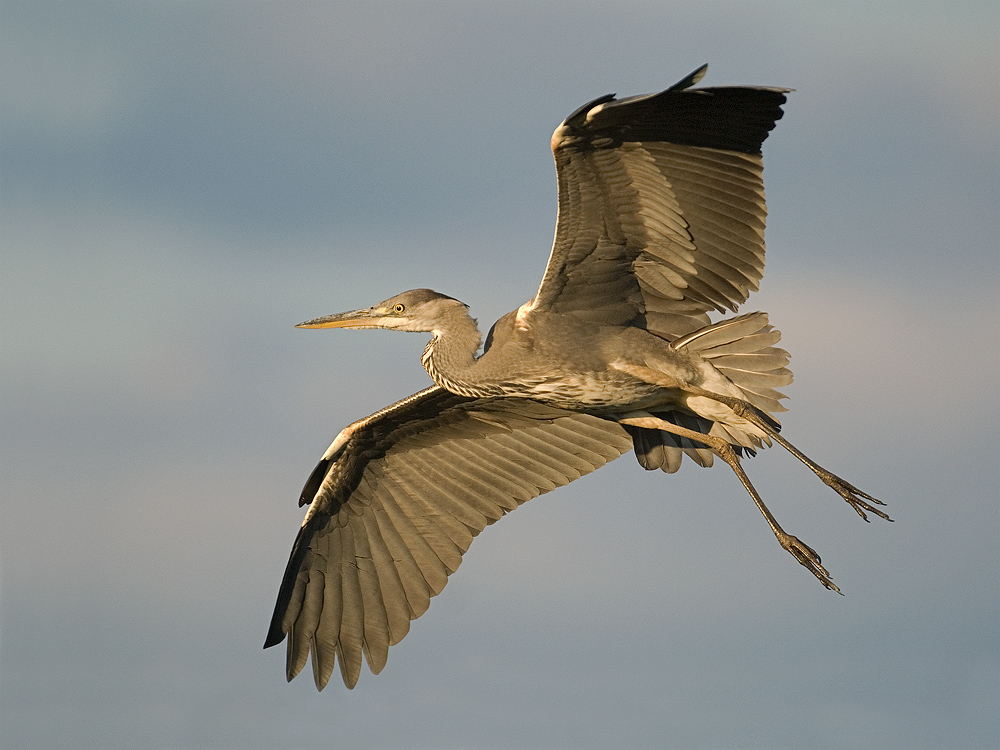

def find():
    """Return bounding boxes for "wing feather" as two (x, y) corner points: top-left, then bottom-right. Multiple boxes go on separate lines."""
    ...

(359, 510), (411, 648)
(265, 387), (633, 689)
(366, 490), (432, 620)
(377, 476), (450, 595)
(391, 461), (482, 545)
(528, 67), (787, 337)
(350, 515), (391, 676)
(384, 464), (467, 570)
(369, 490), (433, 617)
(336, 523), (365, 689)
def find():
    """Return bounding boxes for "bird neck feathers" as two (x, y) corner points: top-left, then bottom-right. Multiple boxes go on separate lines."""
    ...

(420, 312), (504, 398)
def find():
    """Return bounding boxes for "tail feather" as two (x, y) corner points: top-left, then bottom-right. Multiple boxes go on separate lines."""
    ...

(710, 352), (791, 372)
(672, 315), (777, 352)
(687, 330), (781, 356)
(713, 368), (790, 389)
(630, 312), (792, 473)
(676, 312), (792, 413)
(626, 412), (717, 474)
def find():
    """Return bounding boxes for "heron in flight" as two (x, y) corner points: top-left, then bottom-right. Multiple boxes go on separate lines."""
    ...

(265, 65), (889, 690)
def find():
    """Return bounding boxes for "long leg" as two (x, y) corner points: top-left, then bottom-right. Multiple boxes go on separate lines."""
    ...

(619, 414), (841, 592)
(685, 386), (891, 522)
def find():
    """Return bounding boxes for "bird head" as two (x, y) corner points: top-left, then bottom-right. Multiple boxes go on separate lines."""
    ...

(297, 289), (468, 334)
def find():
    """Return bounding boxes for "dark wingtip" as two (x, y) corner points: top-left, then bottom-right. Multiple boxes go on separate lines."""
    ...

(299, 456), (333, 507)
(263, 623), (286, 650)
(669, 64), (708, 91)
(563, 92), (617, 129)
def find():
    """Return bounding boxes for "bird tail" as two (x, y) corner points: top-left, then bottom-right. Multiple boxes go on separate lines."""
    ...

(673, 312), (792, 415)
(628, 312), (792, 473)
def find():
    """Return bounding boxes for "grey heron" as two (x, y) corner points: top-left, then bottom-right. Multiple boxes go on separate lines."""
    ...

(264, 65), (889, 690)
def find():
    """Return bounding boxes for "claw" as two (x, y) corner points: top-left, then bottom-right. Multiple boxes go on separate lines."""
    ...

(821, 474), (893, 522)
(777, 532), (843, 594)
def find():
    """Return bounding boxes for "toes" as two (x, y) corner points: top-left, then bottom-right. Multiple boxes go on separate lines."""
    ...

(819, 577), (843, 594)
(825, 475), (892, 522)
(846, 494), (892, 522)
(779, 534), (842, 593)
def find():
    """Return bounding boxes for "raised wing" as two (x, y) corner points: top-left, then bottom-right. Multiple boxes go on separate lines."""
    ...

(528, 65), (789, 338)
(264, 386), (633, 689)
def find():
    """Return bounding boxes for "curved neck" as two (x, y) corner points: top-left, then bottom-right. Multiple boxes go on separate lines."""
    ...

(420, 309), (500, 398)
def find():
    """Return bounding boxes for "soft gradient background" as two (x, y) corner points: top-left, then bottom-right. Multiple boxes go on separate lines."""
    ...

(3, 2), (998, 748)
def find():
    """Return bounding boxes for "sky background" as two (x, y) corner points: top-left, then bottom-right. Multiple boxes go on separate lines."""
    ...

(2, 2), (999, 748)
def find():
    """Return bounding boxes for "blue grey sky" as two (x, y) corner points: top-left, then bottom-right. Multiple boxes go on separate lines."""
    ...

(2, 2), (999, 748)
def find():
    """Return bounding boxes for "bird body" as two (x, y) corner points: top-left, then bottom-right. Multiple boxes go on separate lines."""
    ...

(430, 297), (696, 409)
(266, 66), (888, 690)
(302, 289), (774, 438)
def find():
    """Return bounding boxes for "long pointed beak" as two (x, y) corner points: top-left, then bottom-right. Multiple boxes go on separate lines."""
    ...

(296, 307), (382, 329)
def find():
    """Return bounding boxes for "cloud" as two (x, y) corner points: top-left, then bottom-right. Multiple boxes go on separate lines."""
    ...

(2, 3), (999, 747)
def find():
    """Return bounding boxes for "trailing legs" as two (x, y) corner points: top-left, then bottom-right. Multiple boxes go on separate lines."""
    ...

(618, 413), (841, 592)
(684, 385), (891, 523)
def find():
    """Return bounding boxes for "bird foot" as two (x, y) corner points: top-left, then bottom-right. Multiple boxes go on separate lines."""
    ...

(777, 532), (842, 594)
(819, 473), (891, 522)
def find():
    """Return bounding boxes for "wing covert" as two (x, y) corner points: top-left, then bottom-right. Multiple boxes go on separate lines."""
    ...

(264, 386), (633, 689)
(530, 65), (789, 338)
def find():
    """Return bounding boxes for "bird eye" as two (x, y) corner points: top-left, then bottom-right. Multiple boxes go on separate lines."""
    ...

(393, 303), (405, 313)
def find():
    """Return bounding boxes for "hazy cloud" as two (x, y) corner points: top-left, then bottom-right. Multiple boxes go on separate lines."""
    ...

(3, 2), (998, 748)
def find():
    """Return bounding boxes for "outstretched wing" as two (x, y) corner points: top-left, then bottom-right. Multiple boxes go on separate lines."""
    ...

(527, 65), (789, 338)
(264, 386), (633, 690)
